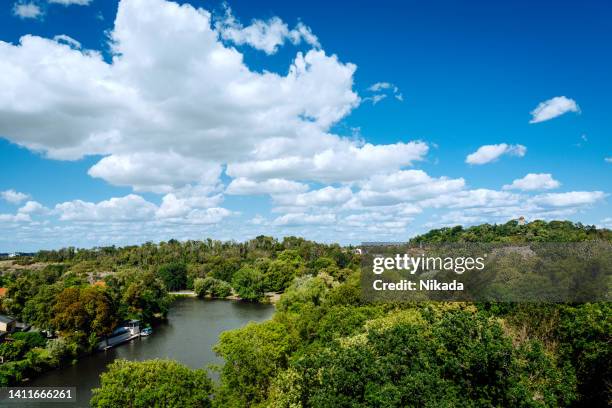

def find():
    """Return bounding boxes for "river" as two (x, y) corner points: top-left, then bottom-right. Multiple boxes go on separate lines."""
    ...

(10, 298), (275, 407)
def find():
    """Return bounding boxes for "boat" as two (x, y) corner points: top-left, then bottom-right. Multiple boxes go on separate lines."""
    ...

(96, 320), (141, 350)
(141, 326), (153, 336)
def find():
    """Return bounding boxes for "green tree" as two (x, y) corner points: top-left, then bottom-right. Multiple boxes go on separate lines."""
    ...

(232, 267), (265, 302)
(556, 303), (611, 407)
(122, 271), (171, 322)
(215, 320), (296, 407)
(206, 256), (241, 283)
(2, 275), (38, 318)
(21, 284), (62, 332)
(90, 359), (213, 408)
(312, 256), (335, 272)
(264, 259), (298, 292)
(51, 286), (118, 346)
(157, 263), (187, 291)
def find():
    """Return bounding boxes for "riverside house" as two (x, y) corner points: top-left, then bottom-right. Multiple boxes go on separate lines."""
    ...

(0, 314), (16, 333)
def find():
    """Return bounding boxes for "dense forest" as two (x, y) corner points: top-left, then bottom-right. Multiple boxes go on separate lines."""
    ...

(209, 221), (611, 408)
(0, 220), (610, 407)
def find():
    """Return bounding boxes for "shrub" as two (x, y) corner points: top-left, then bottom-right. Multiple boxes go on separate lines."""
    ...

(194, 277), (233, 298)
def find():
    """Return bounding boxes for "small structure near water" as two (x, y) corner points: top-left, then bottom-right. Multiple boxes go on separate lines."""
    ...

(97, 320), (142, 351)
(0, 314), (16, 333)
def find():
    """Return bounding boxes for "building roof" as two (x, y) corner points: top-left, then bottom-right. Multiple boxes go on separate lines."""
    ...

(0, 314), (15, 324)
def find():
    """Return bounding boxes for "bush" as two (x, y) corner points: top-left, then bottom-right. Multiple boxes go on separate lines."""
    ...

(11, 331), (47, 349)
(211, 281), (232, 298)
(0, 340), (28, 361)
(0, 361), (29, 386)
(46, 338), (78, 366)
(194, 277), (233, 298)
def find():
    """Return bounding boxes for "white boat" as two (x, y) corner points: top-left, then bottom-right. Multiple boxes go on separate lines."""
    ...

(96, 320), (141, 350)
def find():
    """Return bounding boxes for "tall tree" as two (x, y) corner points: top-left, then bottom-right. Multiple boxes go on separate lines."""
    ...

(52, 286), (118, 346)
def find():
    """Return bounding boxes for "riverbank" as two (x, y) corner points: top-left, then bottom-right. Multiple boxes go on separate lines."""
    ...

(3, 295), (276, 390)
(17, 299), (275, 407)
(169, 290), (281, 304)
(168, 290), (197, 297)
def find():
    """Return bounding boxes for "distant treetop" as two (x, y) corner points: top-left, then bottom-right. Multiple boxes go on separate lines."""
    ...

(410, 220), (610, 243)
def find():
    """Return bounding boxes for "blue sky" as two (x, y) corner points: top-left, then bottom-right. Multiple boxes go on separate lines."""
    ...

(0, 0), (610, 251)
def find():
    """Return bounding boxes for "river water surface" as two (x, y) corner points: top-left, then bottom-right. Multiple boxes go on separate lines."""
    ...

(12, 298), (274, 407)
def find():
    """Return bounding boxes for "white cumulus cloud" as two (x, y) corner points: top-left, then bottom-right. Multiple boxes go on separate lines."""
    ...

(227, 141), (428, 183)
(529, 96), (580, 124)
(53, 34), (81, 49)
(155, 190), (223, 219)
(466, 143), (526, 165)
(88, 152), (222, 193)
(1, 189), (30, 204)
(13, 2), (43, 19)
(54, 194), (158, 222)
(18, 200), (48, 214)
(272, 212), (335, 226)
(503, 173), (560, 191)
(365, 81), (403, 104)
(420, 189), (521, 210)
(273, 186), (353, 207)
(179, 207), (233, 225)
(215, 5), (319, 55)
(352, 170), (465, 207)
(0, 213), (31, 222)
(225, 178), (308, 195)
(530, 191), (606, 207)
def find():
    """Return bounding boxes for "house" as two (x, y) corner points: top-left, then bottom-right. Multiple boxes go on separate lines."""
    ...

(0, 315), (16, 333)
